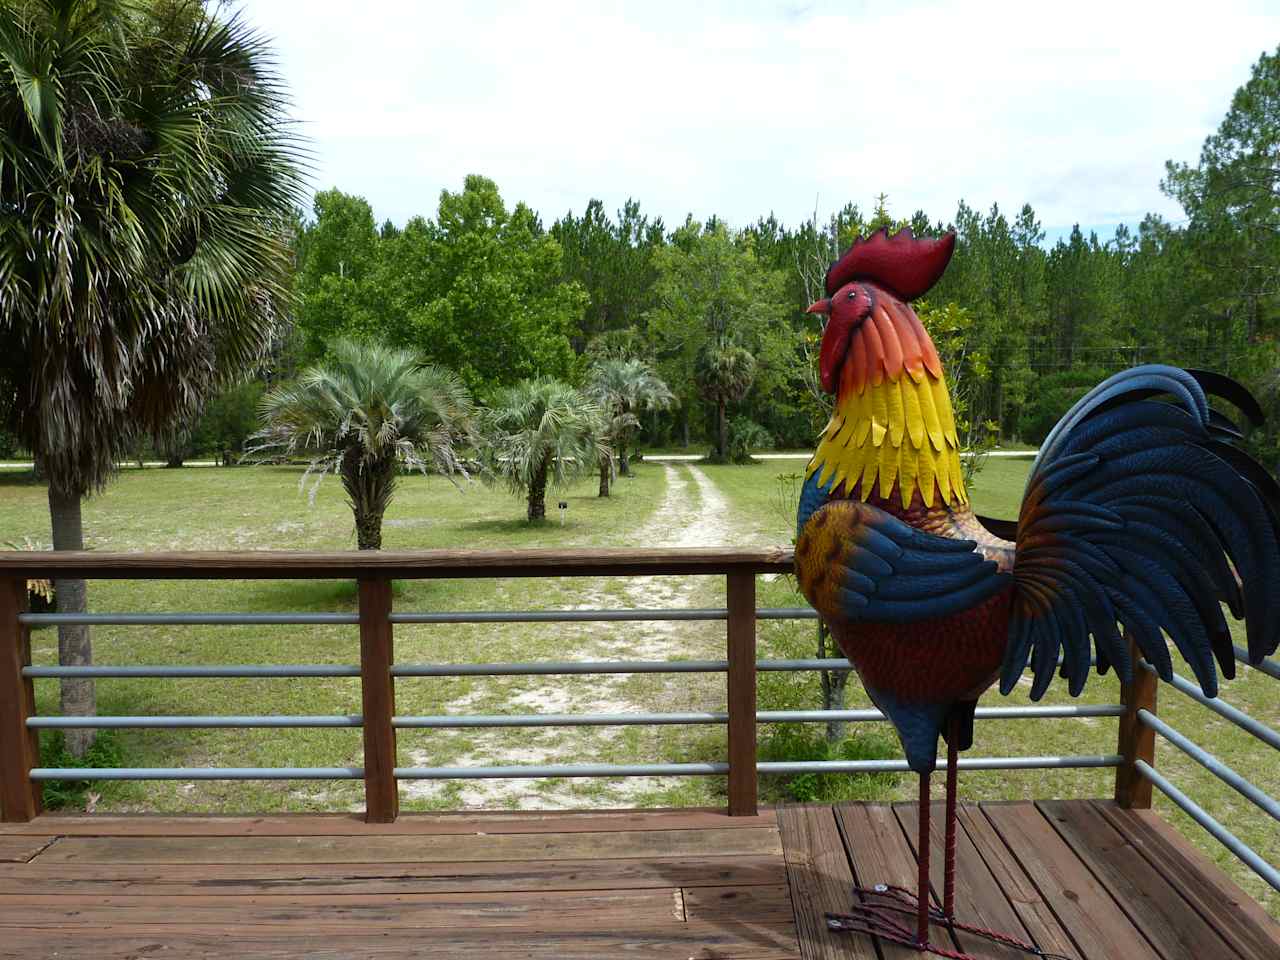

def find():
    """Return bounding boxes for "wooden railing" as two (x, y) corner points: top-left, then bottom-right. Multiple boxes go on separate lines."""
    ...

(0, 549), (789, 823)
(3, 547), (1274, 892)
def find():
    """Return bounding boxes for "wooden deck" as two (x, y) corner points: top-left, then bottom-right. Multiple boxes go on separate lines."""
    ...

(0, 801), (1274, 959)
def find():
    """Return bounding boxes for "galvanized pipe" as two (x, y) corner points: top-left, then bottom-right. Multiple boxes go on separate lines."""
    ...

(1135, 759), (1280, 893)
(29, 767), (363, 781)
(1137, 709), (1280, 824)
(759, 755), (1123, 773)
(391, 704), (1124, 729)
(20, 612), (358, 625)
(24, 664), (360, 679)
(394, 762), (729, 779)
(1233, 645), (1280, 682)
(1141, 661), (1280, 752)
(28, 715), (363, 729)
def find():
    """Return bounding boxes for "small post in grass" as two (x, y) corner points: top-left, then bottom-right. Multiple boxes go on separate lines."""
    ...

(726, 571), (757, 816)
(1115, 633), (1156, 809)
(0, 577), (42, 821)
(358, 576), (398, 823)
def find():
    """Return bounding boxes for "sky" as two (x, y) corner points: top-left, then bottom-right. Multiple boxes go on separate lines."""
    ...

(241, 0), (1279, 243)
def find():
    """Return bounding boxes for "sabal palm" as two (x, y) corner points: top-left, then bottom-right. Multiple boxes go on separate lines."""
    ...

(483, 378), (607, 521)
(254, 340), (474, 549)
(0, 0), (303, 752)
(586, 358), (673, 495)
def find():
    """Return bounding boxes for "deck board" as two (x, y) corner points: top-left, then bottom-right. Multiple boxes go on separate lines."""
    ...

(0, 802), (1273, 959)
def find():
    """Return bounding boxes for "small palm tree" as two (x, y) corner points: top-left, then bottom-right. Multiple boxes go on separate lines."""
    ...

(483, 378), (607, 521)
(253, 340), (474, 549)
(587, 358), (674, 496)
(696, 339), (757, 463)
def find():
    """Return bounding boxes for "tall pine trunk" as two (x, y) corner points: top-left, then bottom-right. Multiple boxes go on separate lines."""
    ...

(527, 458), (549, 520)
(48, 485), (95, 757)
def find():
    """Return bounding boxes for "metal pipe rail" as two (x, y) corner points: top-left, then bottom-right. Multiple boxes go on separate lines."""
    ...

(1137, 709), (1280, 824)
(24, 704), (1126, 730)
(1136, 760), (1280, 894)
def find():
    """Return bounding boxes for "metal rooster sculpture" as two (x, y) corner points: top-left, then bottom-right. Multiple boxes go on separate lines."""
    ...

(795, 228), (1280, 954)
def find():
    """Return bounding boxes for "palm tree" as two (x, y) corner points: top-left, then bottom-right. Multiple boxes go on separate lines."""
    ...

(0, 1), (304, 753)
(695, 339), (757, 463)
(586, 358), (674, 496)
(253, 341), (474, 550)
(483, 378), (607, 521)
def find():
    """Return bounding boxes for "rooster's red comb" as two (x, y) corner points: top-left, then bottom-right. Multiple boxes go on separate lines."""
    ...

(824, 228), (956, 301)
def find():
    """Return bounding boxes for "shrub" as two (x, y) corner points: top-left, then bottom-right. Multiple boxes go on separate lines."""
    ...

(724, 417), (773, 464)
(38, 730), (124, 810)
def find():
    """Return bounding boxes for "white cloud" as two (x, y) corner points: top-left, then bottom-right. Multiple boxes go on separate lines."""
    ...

(240, 0), (1278, 235)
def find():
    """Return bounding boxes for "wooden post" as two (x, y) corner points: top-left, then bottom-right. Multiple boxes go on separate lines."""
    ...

(1115, 634), (1156, 809)
(726, 571), (757, 816)
(358, 577), (398, 823)
(0, 578), (41, 821)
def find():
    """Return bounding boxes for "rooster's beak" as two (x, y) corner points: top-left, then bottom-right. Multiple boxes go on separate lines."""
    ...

(806, 298), (831, 315)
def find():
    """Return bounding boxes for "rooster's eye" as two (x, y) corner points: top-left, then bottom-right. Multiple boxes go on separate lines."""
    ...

(847, 292), (855, 300)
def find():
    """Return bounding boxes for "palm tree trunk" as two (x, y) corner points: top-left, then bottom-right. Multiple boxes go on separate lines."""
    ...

(343, 451), (392, 550)
(598, 453), (611, 498)
(717, 400), (728, 462)
(47, 485), (95, 757)
(528, 459), (549, 520)
(618, 440), (630, 477)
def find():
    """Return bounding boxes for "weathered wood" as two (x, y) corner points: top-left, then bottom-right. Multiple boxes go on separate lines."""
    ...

(0, 579), (40, 823)
(835, 802), (950, 960)
(681, 884), (794, 924)
(1038, 799), (1234, 960)
(0, 808), (778, 837)
(358, 578), (397, 823)
(952, 804), (1079, 959)
(981, 801), (1154, 959)
(0, 921), (803, 960)
(726, 571), (757, 816)
(0, 888), (689, 929)
(0, 836), (51, 862)
(776, 804), (877, 960)
(0, 547), (793, 580)
(894, 802), (1031, 960)
(36, 826), (784, 864)
(1115, 633), (1157, 809)
(1095, 800), (1280, 960)
(0, 854), (787, 897)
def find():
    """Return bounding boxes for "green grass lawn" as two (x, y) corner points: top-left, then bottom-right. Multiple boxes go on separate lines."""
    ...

(1, 456), (1276, 915)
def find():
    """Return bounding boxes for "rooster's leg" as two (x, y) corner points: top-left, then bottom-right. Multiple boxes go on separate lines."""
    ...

(915, 771), (931, 945)
(943, 716), (960, 921)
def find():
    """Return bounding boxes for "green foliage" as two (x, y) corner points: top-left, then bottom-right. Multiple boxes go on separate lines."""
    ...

(0, 0), (305, 497)
(293, 177), (584, 397)
(1017, 367), (1110, 445)
(252, 340), (475, 548)
(758, 724), (900, 804)
(38, 730), (124, 810)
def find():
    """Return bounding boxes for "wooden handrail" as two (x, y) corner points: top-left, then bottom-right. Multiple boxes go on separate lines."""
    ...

(0, 547), (793, 580)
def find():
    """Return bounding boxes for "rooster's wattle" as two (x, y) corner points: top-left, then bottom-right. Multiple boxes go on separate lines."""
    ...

(795, 227), (1280, 952)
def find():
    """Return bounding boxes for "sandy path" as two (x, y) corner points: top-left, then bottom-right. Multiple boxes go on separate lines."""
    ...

(402, 464), (744, 809)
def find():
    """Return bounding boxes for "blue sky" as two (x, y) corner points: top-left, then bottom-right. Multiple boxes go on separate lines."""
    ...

(242, 0), (1276, 244)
